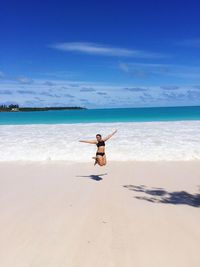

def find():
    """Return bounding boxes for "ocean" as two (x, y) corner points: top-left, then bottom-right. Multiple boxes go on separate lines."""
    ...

(0, 106), (200, 162)
(1, 106), (200, 125)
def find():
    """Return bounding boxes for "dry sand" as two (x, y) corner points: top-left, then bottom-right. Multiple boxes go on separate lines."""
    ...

(0, 160), (200, 267)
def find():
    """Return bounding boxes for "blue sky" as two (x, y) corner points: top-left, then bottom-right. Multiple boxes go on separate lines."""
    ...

(1, 0), (200, 108)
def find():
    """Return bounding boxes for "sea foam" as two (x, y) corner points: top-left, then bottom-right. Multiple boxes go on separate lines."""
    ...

(0, 121), (200, 162)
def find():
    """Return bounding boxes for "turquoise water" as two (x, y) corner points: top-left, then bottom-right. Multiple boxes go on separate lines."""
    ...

(0, 106), (200, 125)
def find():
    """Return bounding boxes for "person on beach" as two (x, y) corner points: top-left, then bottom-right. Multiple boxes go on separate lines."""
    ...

(79, 129), (117, 166)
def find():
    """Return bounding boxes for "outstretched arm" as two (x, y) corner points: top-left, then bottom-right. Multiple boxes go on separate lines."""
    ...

(102, 129), (117, 142)
(79, 140), (97, 144)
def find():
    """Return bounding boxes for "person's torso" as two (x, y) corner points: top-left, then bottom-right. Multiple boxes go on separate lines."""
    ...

(96, 140), (105, 152)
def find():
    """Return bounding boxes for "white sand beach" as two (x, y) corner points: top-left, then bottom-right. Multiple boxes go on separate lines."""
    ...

(0, 160), (200, 267)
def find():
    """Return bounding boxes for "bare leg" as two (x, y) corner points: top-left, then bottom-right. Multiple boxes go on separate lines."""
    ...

(103, 154), (107, 165)
(96, 156), (104, 166)
(92, 156), (98, 166)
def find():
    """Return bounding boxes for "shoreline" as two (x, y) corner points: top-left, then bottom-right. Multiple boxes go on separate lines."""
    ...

(1, 121), (200, 161)
(1, 118), (200, 126)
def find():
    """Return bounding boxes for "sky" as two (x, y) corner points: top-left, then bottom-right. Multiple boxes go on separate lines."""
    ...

(1, 0), (200, 109)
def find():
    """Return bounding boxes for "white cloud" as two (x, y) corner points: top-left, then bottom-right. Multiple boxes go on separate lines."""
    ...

(124, 87), (148, 92)
(118, 62), (170, 79)
(118, 62), (200, 81)
(80, 87), (96, 92)
(0, 71), (5, 78)
(43, 81), (56, 86)
(49, 42), (165, 58)
(177, 38), (200, 47)
(160, 86), (179, 90)
(16, 77), (34, 84)
(0, 89), (12, 95)
(1, 77), (200, 108)
(0, 72), (34, 84)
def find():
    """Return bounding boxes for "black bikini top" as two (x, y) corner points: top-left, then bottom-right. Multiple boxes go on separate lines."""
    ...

(96, 140), (105, 147)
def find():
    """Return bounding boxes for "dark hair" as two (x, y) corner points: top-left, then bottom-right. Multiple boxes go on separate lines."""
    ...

(96, 134), (101, 138)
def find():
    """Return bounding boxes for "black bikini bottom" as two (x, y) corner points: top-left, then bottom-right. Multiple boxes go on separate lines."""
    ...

(96, 152), (105, 157)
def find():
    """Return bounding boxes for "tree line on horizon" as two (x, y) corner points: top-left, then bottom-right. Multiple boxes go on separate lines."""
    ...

(0, 104), (19, 110)
(0, 104), (86, 111)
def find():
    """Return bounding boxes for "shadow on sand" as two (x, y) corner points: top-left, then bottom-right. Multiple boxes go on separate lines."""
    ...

(77, 173), (107, 181)
(123, 185), (200, 207)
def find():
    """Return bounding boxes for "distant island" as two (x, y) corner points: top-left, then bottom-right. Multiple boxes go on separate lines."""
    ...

(0, 104), (86, 112)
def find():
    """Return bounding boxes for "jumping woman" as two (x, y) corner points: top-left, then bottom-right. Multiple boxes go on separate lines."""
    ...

(79, 129), (117, 166)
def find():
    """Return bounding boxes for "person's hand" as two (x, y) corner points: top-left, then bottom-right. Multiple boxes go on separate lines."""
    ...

(111, 129), (117, 136)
